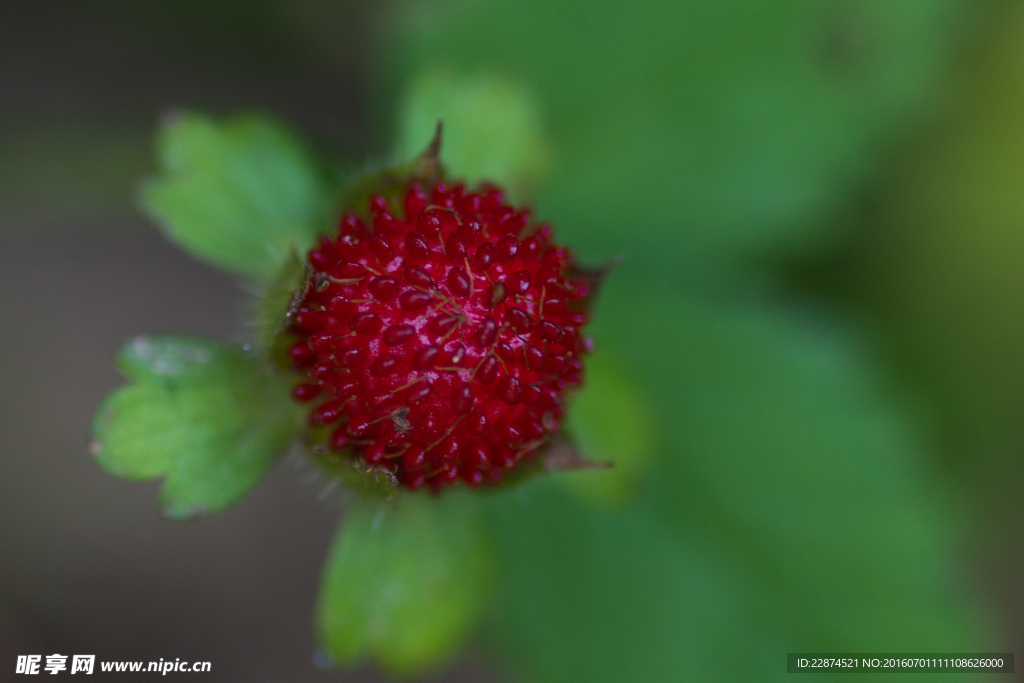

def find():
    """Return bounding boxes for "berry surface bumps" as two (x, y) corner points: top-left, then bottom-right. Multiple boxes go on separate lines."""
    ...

(287, 181), (592, 490)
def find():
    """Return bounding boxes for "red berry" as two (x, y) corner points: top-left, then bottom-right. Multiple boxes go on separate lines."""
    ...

(287, 180), (591, 490)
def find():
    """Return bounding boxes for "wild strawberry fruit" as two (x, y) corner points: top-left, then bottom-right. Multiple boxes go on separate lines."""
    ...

(286, 177), (596, 491)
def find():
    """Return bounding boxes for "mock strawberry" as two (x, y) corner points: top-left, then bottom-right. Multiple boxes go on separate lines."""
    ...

(285, 175), (595, 491)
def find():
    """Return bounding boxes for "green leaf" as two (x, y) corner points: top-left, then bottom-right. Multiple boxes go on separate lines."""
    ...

(482, 285), (990, 682)
(384, 0), (972, 266)
(91, 336), (300, 520)
(486, 482), (789, 683)
(396, 68), (549, 199)
(317, 491), (492, 676)
(561, 348), (656, 506)
(601, 285), (989, 654)
(142, 111), (332, 278)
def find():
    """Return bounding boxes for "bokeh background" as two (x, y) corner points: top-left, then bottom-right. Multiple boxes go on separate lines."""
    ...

(3, 0), (1024, 680)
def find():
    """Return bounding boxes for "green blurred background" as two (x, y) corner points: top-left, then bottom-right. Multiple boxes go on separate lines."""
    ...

(2, 0), (1024, 680)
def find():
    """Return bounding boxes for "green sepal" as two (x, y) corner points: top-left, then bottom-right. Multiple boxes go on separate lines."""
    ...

(316, 491), (493, 676)
(255, 249), (309, 359)
(561, 349), (656, 506)
(310, 448), (399, 500)
(337, 123), (446, 220)
(396, 68), (549, 200)
(90, 336), (302, 520)
(141, 111), (332, 279)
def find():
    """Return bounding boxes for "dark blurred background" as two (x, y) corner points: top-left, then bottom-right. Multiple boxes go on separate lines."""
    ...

(5, 0), (1024, 681)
